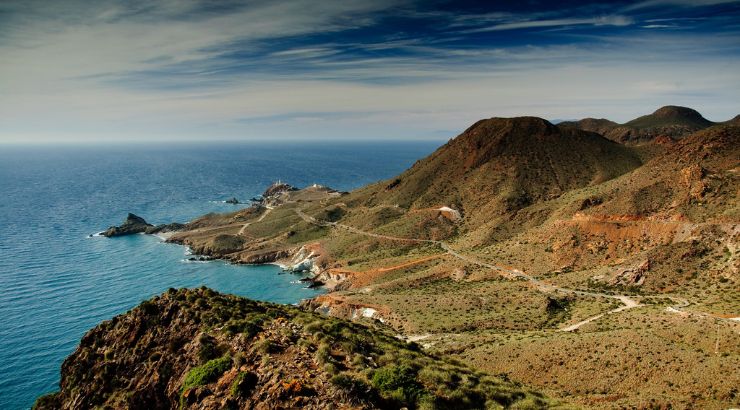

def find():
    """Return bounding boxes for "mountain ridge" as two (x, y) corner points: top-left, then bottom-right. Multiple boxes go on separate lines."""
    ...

(348, 116), (641, 232)
(57, 109), (740, 409)
(560, 105), (730, 144)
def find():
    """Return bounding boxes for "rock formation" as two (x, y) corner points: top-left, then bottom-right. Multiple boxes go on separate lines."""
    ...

(102, 213), (184, 237)
(101, 213), (153, 237)
(34, 288), (552, 410)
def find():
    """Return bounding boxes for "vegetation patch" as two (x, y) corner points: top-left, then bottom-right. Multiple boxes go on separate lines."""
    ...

(184, 355), (232, 389)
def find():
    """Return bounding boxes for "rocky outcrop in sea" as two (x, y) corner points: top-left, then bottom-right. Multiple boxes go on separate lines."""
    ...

(101, 213), (184, 237)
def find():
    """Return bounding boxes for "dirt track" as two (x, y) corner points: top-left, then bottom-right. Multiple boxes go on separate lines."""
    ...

(294, 207), (740, 331)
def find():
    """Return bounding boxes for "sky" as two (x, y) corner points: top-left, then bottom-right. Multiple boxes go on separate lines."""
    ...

(1, 0), (739, 143)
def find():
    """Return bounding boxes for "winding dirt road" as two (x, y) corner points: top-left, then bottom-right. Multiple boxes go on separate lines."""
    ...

(294, 207), (738, 331)
(294, 208), (643, 330)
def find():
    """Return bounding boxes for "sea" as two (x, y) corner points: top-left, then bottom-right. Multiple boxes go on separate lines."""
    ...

(0, 140), (439, 409)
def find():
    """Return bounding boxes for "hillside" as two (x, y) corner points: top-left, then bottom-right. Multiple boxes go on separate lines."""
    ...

(725, 114), (740, 125)
(92, 114), (740, 408)
(34, 288), (557, 410)
(561, 105), (719, 144)
(346, 116), (641, 232)
(557, 118), (618, 136)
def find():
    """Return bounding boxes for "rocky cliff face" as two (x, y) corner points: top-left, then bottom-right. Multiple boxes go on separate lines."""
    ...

(35, 288), (554, 410)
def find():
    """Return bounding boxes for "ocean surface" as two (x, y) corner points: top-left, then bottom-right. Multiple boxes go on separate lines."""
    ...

(0, 140), (438, 409)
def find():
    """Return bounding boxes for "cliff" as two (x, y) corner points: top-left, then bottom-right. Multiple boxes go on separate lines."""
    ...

(34, 288), (555, 410)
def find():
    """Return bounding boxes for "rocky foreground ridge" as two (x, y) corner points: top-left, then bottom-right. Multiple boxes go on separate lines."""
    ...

(34, 288), (556, 410)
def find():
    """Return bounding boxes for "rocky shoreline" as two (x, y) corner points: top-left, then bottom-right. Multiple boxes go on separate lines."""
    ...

(98, 184), (337, 291)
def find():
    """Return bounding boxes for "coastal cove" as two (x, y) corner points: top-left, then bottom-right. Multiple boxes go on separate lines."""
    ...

(0, 141), (438, 409)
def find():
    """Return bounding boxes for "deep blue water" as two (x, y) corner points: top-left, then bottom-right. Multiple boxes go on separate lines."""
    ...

(0, 141), (438, 409)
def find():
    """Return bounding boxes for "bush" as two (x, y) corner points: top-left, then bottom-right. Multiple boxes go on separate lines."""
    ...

(315, 342), (331, 365)
(331, 373), (370, 394)
(233, 352), (246, 368)
(224, 314), (269, 337)
(139, 300), (158, 316)
(255, 338), (273, 354)
(197, 334), (221, 363)
(324, 363), (338, 375)
(371, 364), (422, 406)
(418, 366), (453, 386)
(32, 392), (60, 409)
(182, 355), (232, 392)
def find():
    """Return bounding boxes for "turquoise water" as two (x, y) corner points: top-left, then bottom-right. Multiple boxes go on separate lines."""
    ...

(0, 141), (438, 409)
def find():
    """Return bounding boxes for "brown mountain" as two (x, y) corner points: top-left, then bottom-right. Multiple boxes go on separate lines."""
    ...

(349, 116), (641, 230)
(557, 117), (618, 135)
(562, 105), (717, 144)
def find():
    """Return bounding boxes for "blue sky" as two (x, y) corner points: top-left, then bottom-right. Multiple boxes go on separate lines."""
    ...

(1, 0), (739, 143)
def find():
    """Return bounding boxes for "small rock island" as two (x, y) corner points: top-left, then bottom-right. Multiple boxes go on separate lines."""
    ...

(101, 213), (184, 237)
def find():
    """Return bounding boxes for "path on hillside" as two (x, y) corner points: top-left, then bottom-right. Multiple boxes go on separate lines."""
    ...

(294, 208), (643, 330)
(294, 207), (739, 331)
(238, 207), (272, 235)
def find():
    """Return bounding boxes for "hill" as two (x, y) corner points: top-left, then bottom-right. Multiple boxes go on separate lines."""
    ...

(347, 117), (641, 231)
(724, 114), (740, 125)
(92, 115), (740, 408)
(34, 288), (557, 410)
(557, 118), (618, 135)
(624, 105), (712, 129)
(562, 105), (719, 144)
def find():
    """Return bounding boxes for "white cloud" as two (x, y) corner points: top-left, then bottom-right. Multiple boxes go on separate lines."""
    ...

(0, 1), (738, 143)
(624, 0), (740, 11)
(463, 15), (633, 33)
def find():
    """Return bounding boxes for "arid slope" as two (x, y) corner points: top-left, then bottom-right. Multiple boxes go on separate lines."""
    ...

(561, 105), (725, 144)
(35, 288), (557, 410)
(93, 110), (740, 409)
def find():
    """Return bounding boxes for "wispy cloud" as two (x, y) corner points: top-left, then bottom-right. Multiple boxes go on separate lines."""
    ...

(624, 0), (740, 11)
(462, 15), (634, 33)
(0, 0), (738, 143)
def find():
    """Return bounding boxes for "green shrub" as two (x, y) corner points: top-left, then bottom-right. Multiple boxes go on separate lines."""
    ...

(418, 366), (453, 386)
(331, 373), (370, 394)
(139, 300), (158, 316)
(255, 338), (273, 354)
(197, 334), (221, 363)
(32, 392), (60, 410)
(315, 342), (331, 365)
(324, 363), (338, 375)
(351, 353), (366, 367)
(224, 314), (269, 337)
(182, 355), (232, 392)
(180, 355), (232, 409)
(371, 364), (422, 406)
(233, 352), (246, 368)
